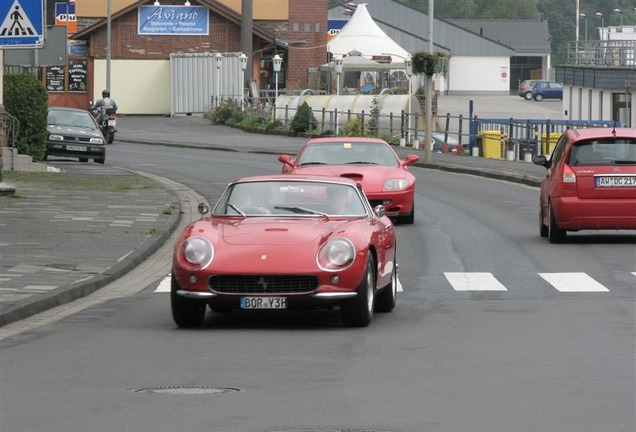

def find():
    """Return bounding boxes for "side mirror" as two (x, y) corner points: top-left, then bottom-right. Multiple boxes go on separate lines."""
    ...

(403, 154), (420, 166)
(374, 204), (386, 218)
(532, 155), (550, 168)
(197, 202), (210, 215)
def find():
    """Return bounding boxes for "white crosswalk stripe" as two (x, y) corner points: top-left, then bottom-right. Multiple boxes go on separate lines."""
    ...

(538, 272), (610, 292)
(444, 272), (508, 291)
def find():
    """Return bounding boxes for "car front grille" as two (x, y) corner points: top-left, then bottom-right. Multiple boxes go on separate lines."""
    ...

(209, 275), (319, 294)
(61, 135), (96, 143)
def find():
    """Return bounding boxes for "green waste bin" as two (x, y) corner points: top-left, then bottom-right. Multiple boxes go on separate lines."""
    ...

(479, 130), (506, 159)
(541, 132), (562, 155)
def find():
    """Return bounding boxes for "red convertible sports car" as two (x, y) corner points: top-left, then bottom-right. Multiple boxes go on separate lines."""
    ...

(278, 137), (419, 224)
(171, 175), (397, 328)
(533, 127), (636, 243)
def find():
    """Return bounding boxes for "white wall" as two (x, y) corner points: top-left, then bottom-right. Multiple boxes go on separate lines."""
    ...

(93, 59), (171, 115)
(447, 56), (510, 95)
(564, 85), (635, 127)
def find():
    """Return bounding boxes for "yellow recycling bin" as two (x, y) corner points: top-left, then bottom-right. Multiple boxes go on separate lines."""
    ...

(541, 132), (562, 155)
(479, 130), (506, 159)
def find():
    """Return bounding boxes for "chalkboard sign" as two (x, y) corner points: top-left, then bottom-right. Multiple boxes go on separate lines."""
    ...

(46, 66), (65, 92)
(68, 59), (88, 92)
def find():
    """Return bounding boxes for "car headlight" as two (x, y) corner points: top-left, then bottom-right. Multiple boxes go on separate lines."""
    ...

(49, 134), (63, 141)
(90, 137), (104, 144)
(383, 179), (409, 191)
(182, 236), (214, 268)
(317, 238), (355, 271)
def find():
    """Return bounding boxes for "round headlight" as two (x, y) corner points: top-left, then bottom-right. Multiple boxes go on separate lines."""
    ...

(182, 236), (214, 267)
(317, 238), (355, 271)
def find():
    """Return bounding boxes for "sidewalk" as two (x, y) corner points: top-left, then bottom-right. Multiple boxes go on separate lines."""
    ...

(0, 110), (547, 327)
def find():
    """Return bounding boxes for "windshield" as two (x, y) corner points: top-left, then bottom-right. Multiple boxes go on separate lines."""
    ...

(567, 139), (636, 166)
(48, 110), (96, 129)
(213, 180), (369, 217)
(297, 142), (399, 167)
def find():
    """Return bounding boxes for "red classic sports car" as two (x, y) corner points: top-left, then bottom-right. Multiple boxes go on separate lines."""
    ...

(278, 137), (419, 224)
(171, 175), (397, 328)
(533, 127), (636, 243)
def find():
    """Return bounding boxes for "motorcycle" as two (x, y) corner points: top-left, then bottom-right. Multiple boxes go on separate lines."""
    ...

(90, 105), (117, 144)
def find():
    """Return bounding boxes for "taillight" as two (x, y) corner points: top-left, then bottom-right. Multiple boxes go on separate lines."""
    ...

(562, 164), (576, 183)
(560, 163), (577, 195)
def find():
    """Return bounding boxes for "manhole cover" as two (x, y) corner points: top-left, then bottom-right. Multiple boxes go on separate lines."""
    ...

(129, 385), (242, 395)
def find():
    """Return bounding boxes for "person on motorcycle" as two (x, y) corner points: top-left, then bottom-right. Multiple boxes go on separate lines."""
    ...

(91, 89), (118, 124)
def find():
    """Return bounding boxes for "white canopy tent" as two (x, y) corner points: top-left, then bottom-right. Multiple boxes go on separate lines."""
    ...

(327, 3), (411, 63)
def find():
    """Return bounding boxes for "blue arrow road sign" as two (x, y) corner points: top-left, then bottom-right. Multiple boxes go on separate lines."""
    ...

(0, 0), (45, 48)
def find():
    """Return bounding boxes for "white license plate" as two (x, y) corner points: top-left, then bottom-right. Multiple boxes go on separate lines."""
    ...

(596, 176), (636, 187)
(108, 119), (116, 127)
(240, 297), (287, 309)
(66, 145), (87, 152)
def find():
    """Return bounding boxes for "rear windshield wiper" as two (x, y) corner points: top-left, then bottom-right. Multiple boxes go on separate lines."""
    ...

(615, 160), (636, 164)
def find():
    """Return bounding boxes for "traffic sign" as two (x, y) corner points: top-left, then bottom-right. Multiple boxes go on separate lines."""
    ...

(0, 0), (45, 48)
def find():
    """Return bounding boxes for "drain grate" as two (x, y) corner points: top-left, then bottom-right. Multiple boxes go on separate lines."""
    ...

(129, 385), (242, 395)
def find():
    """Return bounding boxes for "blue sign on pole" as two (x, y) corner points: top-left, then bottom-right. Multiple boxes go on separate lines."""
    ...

(0, 0), (45, 48)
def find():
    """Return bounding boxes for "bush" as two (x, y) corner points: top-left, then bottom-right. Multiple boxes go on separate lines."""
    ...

(341, 115), (363, 137)
(290, 102), (317, 133)
(207, 100), (242, 125)
(3, 73), (48, 161)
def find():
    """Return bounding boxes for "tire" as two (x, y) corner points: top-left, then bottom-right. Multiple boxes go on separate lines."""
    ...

(375, 251), (397, 313)
(524, 91), (533, 100)
(95, 158), (105, 165)
(106, 131), (114, 144)
(341, 254), (375, 327)
(547, 202), (566, 243)
(171, 275), (206, 328)
(539, 207), (548, 238)
(79, 158), (88, 162)
(534, 93), (544, 102)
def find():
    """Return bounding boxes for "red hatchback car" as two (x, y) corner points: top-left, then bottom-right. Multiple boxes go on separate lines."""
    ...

(533, 127), (636, 242)
(278, 137), (420, 224)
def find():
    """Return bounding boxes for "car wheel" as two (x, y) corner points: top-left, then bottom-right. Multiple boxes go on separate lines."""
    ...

(43, 152), (48, 161)
(95, 158), (105, 165)
(547, 202), (566, 243)
(171, 275), (206, 328)
(341, 254), (375, 327)
(534, 94), (544, 102)
(524, 91), (533, 100)
(539, 207), (548, 238)
(79, 158), (88, 162)
(375, 251), (397, 313)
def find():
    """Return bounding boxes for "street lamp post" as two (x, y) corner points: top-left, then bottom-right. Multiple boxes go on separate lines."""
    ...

(333, 55), (344, 135)
(272, 54), (282, 120)
(579, 13), (587, 43)
(214, 53), (222, 108)
(613, 8), (623, 32)
(404, 58), (413, 147)
(595, 12), (604, 40)
(239, 53), (248, 109)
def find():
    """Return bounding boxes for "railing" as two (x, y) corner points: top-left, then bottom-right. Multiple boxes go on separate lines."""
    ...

(1, 110), (19, 148)
(567, 40), (636, 68)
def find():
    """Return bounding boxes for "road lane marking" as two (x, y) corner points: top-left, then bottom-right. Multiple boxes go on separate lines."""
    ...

(155, 275), (171, 292)
(444, 272), (507, 291)
(539, 272), (610, 292)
